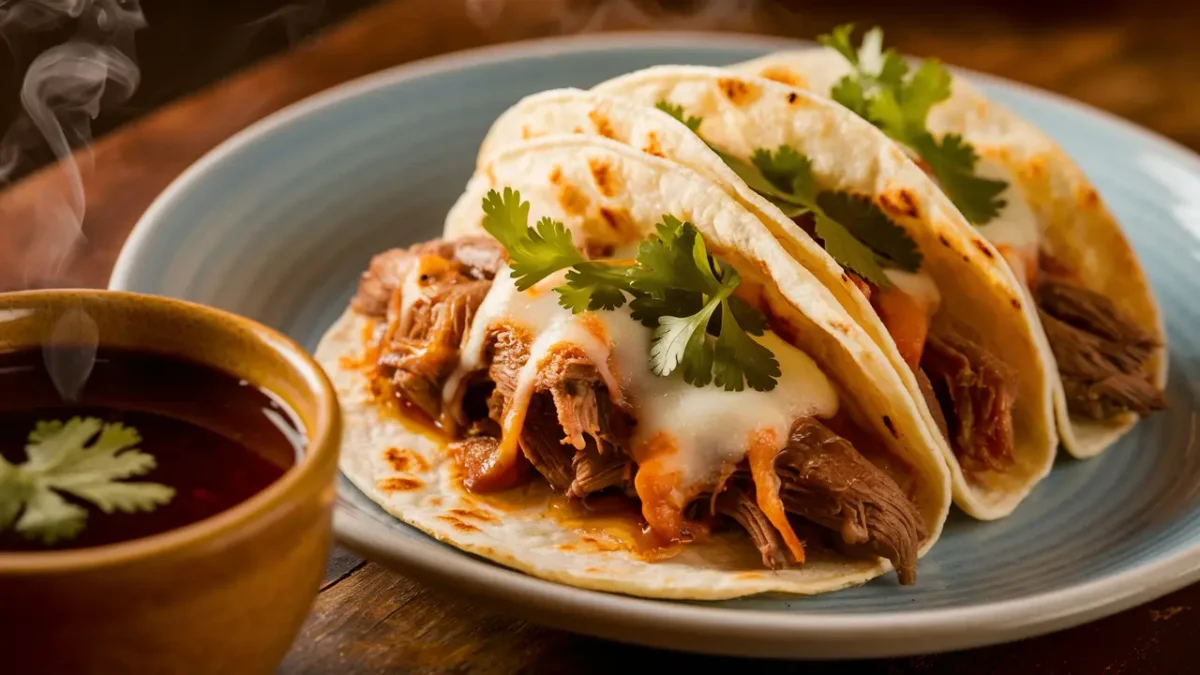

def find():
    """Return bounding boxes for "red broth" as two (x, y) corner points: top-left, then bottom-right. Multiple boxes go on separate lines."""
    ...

(0, 348), (304, 552)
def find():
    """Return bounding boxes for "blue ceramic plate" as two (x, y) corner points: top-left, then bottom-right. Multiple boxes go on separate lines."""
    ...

(109, 33), (1200, 659)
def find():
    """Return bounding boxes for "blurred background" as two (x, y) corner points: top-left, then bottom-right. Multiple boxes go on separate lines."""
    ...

(0, 0), (1194, 292)
(0, 0), (1191, 185)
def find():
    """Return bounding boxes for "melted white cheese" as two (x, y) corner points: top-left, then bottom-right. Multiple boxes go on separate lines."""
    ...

(447, 263), (841, 500)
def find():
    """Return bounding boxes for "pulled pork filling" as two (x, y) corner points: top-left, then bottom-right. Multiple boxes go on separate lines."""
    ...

(1035, 277), (1165, 421)
(352, 237), (927, 582)
(844, 265), (1017, 476)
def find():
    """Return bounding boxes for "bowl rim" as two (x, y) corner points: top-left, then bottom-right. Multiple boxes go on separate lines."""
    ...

(104, 30), (1200, 656)
(0, 288), (341, 573)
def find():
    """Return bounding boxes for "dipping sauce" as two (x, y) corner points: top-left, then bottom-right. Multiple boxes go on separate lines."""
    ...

(0, 348), (305, 552)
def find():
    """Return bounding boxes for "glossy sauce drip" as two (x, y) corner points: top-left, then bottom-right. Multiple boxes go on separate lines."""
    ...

(0, 348), (303, 552)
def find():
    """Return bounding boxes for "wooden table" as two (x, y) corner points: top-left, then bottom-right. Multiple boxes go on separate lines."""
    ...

(3, 0), (1199, 671)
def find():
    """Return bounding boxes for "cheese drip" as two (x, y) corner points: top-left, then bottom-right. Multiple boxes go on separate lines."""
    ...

(448, 264), (841, 545)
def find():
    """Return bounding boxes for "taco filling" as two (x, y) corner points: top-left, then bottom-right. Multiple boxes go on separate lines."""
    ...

(644, 99), (1019, 479)
(790, 24), (1166, 426)
(350, 206), (927, 583)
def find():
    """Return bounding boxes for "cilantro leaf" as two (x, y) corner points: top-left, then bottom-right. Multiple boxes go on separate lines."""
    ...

(751, 146), (817, 202)
(713, 301), (781, 392)
(557, 262), (632, 312)
(481, 188), (584, 290)
(711, 144), (920, 287)
(654, 100), (702, 132)
(816, 24), (1007, 225)
(651, 295), (720, 387)
(817, 23), (859, 65)
(0, 417), (175, 545)
(628, 217), (720, 296)
(831, 75), (871, 120)
(813, 212), (890, 287)
(911, 133), (1008, 225)
(16, 489), (87, 544)
(817, 191), (922, 272)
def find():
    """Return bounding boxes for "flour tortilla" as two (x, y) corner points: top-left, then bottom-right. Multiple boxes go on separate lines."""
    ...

(475, 70), (1058, 520)
(317, 134), (952, 599)
(731, 49), (1168, 459)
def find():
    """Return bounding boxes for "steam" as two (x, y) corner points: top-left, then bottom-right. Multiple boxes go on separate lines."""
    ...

(43, 304), (98, 402)
(0, 0), (144, 281)
(465, 0), (762, 33)
(1, 0), (144, 401)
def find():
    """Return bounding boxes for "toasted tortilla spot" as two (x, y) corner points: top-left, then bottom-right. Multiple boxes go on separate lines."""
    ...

(585, 566), (602, 573)
(449, 507), (500, 524)
(549, 166), (563, 185)
(961, 254), (970, 262)
(588, 108), (617, 139)
(338, 355), (358, 370)
(588, 157), (620, 196)
(573, 126), (584, 134)
(485, 163), (497, 186)
(378, 476), (424, 492)
(383, 447), (431, 473)
(521, 124), (532, 140)
(598, 206), (637, 240)
(840, 273), (850, 283)
(758, 64), (804, 87)
(883, 415), (898, 438)
(735, 572), (765, 580)
(428, 496), (443, 508)
(437, 515), (481, 533)
(558, 543), (577, 551)
(830, 320), (851, 335)
(938, 234), (952, 247)
(1010, 297), (1022, 310)
(717, 77), (761, 106)
(880, 188), (920, 218)
(972, 239), (995, 259)
(643, 131), (665, 157)
(1079, 186), (1101, 209)
(557, 181), (590, 216)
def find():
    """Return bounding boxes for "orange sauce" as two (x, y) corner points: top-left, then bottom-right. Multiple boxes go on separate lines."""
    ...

(451, 436), (524, 493)
(472, 480), (683, 561)
(746, 428), (806, 563)
(631, 432), (710, 548)
(872, 285), (931, 370)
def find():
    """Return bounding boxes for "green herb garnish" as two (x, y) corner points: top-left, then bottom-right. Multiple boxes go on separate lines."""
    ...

(0, 418), (175, 544)
(817, 24), (1007, 225)
(655, 100), (921, 288)
(480, 188), (780, 392)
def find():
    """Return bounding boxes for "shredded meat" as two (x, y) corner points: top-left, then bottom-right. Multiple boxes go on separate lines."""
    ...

(376, 279), (492, 421)
(351, 236), (505, 318)
(1036, 279), (1165, 420)
(774, 417), (925, 585)
(519, 394), (577, 492)
(920, 325), (1016, 475)
(713, 486), (789, 569)
(355, 237), (505, 424)
(484, 330), (634, 499)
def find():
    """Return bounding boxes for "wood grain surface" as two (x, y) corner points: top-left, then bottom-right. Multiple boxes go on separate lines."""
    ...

(3, 0), (1199, 672)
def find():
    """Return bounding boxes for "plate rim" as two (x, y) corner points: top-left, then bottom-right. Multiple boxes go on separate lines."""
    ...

(109, 30), (1200, 658)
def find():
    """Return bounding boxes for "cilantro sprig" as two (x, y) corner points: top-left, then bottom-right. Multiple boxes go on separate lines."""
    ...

(0, 418), (175, 544)
(655, 100), (920, 288)
(818, 24), (1008, 225)
(480, 189), (780, 391)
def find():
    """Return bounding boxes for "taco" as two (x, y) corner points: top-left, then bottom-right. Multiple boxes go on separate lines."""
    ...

(476, 69), (1057, 519)
(317, 134), (951, 599)
(731, 25), (1168, 458)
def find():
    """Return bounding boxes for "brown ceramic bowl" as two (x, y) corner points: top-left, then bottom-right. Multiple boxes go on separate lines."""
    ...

(0, 290), (341, 675)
